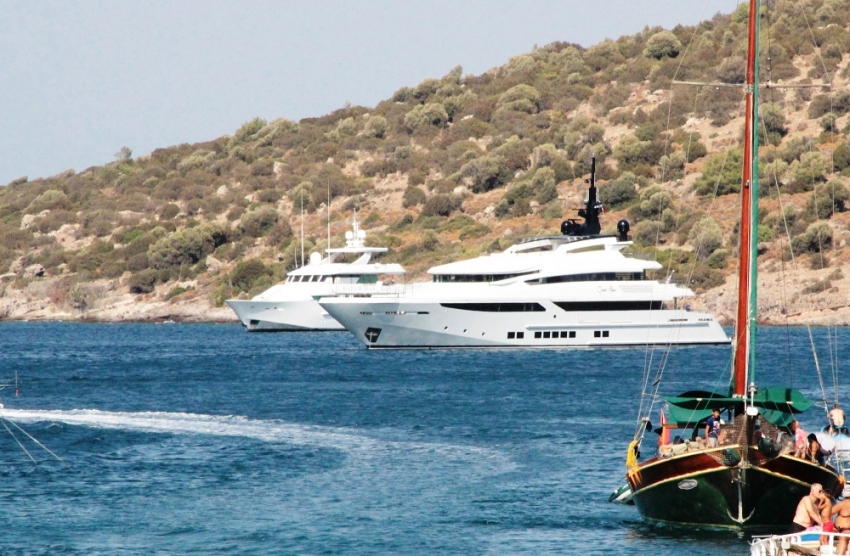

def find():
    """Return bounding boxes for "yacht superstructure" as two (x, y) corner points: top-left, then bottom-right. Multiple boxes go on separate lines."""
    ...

(319, 233), (728, 348)
(226, 215), (404, 331)
(319, 158), (728, 349)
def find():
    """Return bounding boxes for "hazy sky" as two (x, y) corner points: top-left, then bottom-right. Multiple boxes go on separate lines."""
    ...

(0, 0), (742, 186)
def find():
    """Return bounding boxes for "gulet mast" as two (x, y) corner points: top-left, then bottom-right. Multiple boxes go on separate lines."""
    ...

(732, 0), (761, 397)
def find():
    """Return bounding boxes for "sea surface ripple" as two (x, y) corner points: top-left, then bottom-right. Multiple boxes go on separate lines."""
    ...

(0, 321), (845, 554)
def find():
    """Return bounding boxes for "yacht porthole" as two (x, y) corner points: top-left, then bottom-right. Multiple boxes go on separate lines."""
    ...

(444, 326), (448, 330)
(463, 329), (467, 333)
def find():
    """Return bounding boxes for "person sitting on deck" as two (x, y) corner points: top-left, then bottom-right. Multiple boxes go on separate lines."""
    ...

(791, 483), (825, 533)
(831, 496), (850, 555)
(830, 403), (846, 435)
(807, 433), (828, 466)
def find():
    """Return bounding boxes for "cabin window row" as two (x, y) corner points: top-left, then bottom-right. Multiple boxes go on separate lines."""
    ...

(432, 271), (537, 283)
(510, 330), (578, 339)
(525, 272), (646, 285)
(286, 274), (377, 283)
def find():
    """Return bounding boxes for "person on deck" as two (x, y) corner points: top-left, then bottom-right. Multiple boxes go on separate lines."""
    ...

(791, 421), (808, 458)
(830, 404), (846, 435)
(832, 496), (850, 555)
(820, 492), (835, 546)
(705, 409), (722, 448)
(807, 433), (827, 466)
(791, 483), (825, 533)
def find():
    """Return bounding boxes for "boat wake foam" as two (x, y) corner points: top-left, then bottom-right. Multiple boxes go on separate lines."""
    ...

(0, 408), (514, 473)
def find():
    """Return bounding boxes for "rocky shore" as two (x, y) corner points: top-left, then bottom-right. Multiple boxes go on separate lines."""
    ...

(2, 264), (849, 327)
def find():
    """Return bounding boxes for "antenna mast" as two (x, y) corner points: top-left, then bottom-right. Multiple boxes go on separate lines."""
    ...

(300, 190), (305, 268)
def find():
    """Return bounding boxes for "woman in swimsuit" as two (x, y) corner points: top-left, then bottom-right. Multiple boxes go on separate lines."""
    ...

(831, 498), (850, 555)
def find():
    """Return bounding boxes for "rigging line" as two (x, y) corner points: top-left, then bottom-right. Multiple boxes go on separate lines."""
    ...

(659, 24), (711, 184)
(768, 161), (795, 387)
(2, 420), (37, 464)
(797, 3), (833, 88)
(4, 417), (64, 462)
(808, 325), (831, 421)
(681, 89), (749, 294)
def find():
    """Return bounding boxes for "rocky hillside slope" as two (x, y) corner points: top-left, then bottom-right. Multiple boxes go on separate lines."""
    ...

(2, 0), (850, 325)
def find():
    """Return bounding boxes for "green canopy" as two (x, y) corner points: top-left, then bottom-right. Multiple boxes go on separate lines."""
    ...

(663, 387), (811, 428)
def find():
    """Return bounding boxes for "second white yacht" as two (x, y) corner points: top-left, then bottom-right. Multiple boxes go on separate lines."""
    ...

(320, 160), (729, 349)
(226, 215), (405, 331)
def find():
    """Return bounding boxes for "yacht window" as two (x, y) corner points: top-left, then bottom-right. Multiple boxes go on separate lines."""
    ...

(554, 301), (662, 311)
(440, 302), (545, 312)
(312, 276), (320, 282)
(534, 332), (542, 339)
(526, 272), (646, 285)
(432, 271), (537, 283)
(543, 331), (551, 339)
(516, 332), (524, 339)
(507, 332), (516, 339)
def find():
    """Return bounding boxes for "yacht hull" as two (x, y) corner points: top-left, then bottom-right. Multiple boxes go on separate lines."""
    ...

(320, 298), (729, 348)
(226, 299), (344, 331)
(628, 449), (843, 530)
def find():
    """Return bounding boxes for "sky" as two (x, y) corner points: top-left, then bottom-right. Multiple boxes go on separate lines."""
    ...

(0, 0), (742, 186)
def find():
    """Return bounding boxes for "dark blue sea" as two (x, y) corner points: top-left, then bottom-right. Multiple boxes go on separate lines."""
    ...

(0, 322), (846, 555)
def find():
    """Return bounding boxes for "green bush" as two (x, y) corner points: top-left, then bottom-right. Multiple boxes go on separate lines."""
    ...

(760, 103), (788, 146)
(688, 217), (724, 258)
(791, 221), (833, 254)
(496, 84), (542, 114)
(364, 115), (389, 139)
(404, 103), (449, 131)
(532, 168), (558, 204)
(240, 206), (279, 238)
(26, 190), (70, 214)
(234, 117), (267, 143)
(402, 186), (427, 208)
(600, 172), (639, 210)
(148, 222), (227, 269)
(694, 149), (743, 196)
(786, 151), (828, 193)
(459, 155), (511, 193)
(231, 259), (273, 292)
(160, 203), (180, 220)
(421, 194), (463, 217)
(644, 31), (681, 59)
(808, 180), (850, 219)
(128, 269), (158, 294)
(634, 220), (664, 246)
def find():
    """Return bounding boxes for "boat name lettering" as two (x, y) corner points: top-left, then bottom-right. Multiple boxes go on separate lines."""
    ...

(677, 479), (698, 491)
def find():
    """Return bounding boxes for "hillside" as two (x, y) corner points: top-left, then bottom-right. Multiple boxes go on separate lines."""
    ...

(2, 0), (850, 325)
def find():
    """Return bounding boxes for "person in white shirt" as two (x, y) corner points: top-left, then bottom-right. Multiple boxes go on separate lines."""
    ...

(829, 404), (846, 434)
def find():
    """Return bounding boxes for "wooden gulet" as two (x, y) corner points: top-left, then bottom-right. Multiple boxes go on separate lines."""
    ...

(624, 0), (843, 530)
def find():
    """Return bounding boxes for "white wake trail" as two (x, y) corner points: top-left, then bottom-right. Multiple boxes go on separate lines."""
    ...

(0, 408), (515, 474)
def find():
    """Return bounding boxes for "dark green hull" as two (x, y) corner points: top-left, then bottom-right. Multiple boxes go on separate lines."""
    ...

(627, 447), (843, 530)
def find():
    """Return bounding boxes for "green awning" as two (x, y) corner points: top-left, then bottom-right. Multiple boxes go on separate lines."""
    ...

(662, 387), (811, 428)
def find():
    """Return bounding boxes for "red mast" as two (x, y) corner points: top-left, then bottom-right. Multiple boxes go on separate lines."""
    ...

(732, 0), (759, 397)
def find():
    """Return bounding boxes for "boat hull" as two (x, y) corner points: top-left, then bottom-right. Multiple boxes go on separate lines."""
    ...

(320, 297), (730, 348)
(628, 448), (843, 530)
(226, 299), (344, 331)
